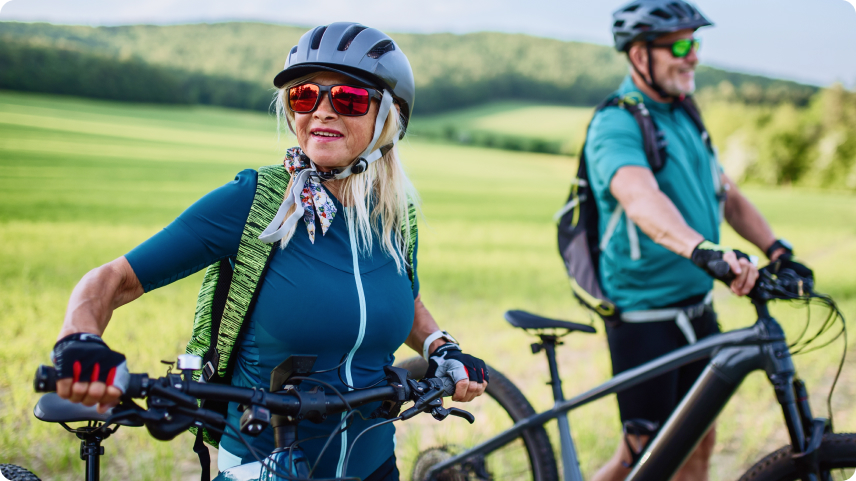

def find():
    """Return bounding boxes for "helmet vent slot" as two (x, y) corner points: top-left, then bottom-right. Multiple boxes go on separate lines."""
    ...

(668, 2), (689, 19)
(310, 26), (328, 49)
(367, 40), (395, 59)
(338, 25), (368, 51)
(613, 20), (625, 27)
(623, 4), (640, 12)
(650, 8), (672, 20)
(290, 46), (298, 55)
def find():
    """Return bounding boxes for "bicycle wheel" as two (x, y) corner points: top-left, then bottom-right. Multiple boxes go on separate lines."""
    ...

(395, 356), (559, 481)
(0, 464), (41, 481)
(738, 433), (856, 481)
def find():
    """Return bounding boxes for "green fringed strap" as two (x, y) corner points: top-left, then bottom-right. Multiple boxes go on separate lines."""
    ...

(185, 164), (290, 447)
(185, 262), (220, 368)
(217, 164), (291, 377)
(404, 202), (418, 290)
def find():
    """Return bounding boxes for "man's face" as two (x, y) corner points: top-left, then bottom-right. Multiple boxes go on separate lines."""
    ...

(637, 28), (699, 96)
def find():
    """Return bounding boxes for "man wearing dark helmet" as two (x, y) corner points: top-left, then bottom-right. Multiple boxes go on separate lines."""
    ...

(582, 1), (809, 480)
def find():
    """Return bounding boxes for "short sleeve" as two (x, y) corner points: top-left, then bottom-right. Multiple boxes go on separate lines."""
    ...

(586, 107), (650, 198)
(126, 169), (258, 292)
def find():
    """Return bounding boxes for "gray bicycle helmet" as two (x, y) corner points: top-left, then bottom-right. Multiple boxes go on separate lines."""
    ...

(273, 22), (416, 130)
(612, 0), (713, 52)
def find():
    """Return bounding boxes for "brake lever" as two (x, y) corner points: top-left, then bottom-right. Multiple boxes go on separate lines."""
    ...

(431, 406), (475, 424)
(399, 387), (446, 420)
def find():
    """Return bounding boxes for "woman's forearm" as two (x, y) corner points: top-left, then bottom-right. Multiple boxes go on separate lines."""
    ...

(405, 295), (446, 356)
(59, 256), (144, 339)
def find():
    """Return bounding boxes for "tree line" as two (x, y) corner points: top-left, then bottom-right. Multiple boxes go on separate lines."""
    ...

(0, 22), (818, 114)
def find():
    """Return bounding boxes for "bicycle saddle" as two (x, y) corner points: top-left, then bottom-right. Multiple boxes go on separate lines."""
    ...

(504, 310), (596, 334)
(33, 393), (142, 426)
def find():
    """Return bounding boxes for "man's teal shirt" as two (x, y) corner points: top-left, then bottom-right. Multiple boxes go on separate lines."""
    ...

(584, 76), (722, 311)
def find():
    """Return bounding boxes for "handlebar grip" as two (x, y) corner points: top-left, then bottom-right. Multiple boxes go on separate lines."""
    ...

(440, 376), (456, 396)
(707, 260), (731, 279)
(34, 365), (57, 393)
(423, 376), (456, 396)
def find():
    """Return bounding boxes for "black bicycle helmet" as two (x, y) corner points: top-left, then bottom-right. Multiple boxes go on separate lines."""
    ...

(612, 0), (713, 52)
(273, 22), (416, 130)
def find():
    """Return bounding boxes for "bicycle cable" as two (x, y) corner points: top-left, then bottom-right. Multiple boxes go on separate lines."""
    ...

(211, 419), (361, 481)
(781, 290), (848, 431)
(340, 416), (401, 476)
(336, 354), (387, 391)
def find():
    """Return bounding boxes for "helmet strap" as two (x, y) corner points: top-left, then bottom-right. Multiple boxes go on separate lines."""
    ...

(630, 43), (674, 101)
(317, 89), (399, 181)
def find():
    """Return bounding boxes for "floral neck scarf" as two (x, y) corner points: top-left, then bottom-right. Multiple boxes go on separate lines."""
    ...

(283, 147), (337, 244)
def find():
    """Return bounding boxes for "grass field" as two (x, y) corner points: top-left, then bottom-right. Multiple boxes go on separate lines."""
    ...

(1, 90), (854, 480)
(409, 101), (594, 153)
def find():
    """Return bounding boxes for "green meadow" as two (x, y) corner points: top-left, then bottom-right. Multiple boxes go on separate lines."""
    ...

(409, 101), (594, 153)
(1, 90), (854, 480)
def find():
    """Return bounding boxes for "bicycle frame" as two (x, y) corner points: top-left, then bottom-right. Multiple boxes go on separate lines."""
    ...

(427, 301), (825, 481)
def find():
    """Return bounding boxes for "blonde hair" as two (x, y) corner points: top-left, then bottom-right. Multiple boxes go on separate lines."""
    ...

(273, 73), (419, 273)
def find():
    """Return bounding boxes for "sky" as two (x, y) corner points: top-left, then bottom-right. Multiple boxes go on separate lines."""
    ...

(1, 0), (855, 88)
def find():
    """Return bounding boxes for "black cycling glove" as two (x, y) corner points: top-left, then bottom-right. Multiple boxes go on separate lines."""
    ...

(768, 253), (813, 280)
(764, 239), (813, 279)
(691, 241), (750, 284)
(52, 333), (130, 393)
(425, 343), (489, 385)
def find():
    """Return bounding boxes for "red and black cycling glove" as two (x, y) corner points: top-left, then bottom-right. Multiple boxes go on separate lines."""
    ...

(52, 333), (130, 393)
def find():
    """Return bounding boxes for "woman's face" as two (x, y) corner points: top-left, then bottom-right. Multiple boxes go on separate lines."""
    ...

(292, 72), (379, 172)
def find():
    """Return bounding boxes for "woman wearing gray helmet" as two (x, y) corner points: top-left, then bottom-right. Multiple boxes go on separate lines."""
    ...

(49, 22), (487, 480)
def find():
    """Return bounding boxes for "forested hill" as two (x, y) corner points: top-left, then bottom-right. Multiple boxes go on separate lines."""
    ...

(0, 22), (818, 114)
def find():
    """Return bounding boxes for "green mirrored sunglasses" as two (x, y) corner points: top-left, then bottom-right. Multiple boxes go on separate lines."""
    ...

(651, 38), (701, 58)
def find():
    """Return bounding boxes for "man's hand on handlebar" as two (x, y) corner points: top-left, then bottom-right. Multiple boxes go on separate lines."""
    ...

(52, 333), (127, 413)
(721, 251), (758, 296)
(691, 241), (758, 296)
(425, 343), (489, 403)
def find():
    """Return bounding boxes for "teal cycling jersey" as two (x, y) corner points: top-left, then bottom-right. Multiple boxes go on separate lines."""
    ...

(125, 169), (418, 479)
(584, 76), (722, 311)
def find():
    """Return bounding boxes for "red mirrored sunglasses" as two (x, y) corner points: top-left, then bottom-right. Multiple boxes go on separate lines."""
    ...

(287, 83), (382, 117)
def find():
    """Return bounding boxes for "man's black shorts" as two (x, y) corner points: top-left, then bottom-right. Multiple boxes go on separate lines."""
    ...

(605, 304), (720, 427)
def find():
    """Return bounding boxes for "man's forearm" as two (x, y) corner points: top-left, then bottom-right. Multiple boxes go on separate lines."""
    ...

(611, 166), (704, 258)
(624, 189), (704, 257)
(722, 177), (776, 253)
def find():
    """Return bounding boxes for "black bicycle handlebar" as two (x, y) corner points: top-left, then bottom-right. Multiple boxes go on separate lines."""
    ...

(704, 260), (813, 303)
(33, 365), (457, 419)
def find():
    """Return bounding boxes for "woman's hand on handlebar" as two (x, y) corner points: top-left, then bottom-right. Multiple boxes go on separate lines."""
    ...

(57, 379), (122, 413)
(53, 333), (129, 413)
(425, 343), (489, 403)
(722, 251), (758, 296)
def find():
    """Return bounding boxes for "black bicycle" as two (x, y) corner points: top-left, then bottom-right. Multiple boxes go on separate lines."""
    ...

(14, 355), (474, 481)
(396, 267), (854, 481)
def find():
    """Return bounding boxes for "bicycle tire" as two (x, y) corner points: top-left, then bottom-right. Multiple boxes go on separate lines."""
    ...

(395, 356), (559, 481)
(738, 433), (856, 481)
(0, 464), (41, 481)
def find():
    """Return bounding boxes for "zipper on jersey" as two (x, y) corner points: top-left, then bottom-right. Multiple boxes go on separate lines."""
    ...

(337, 211), (368, 477)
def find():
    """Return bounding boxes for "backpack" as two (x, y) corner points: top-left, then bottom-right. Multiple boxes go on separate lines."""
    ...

(556, 93), (720, 325)
(184, 164), (418, 449)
